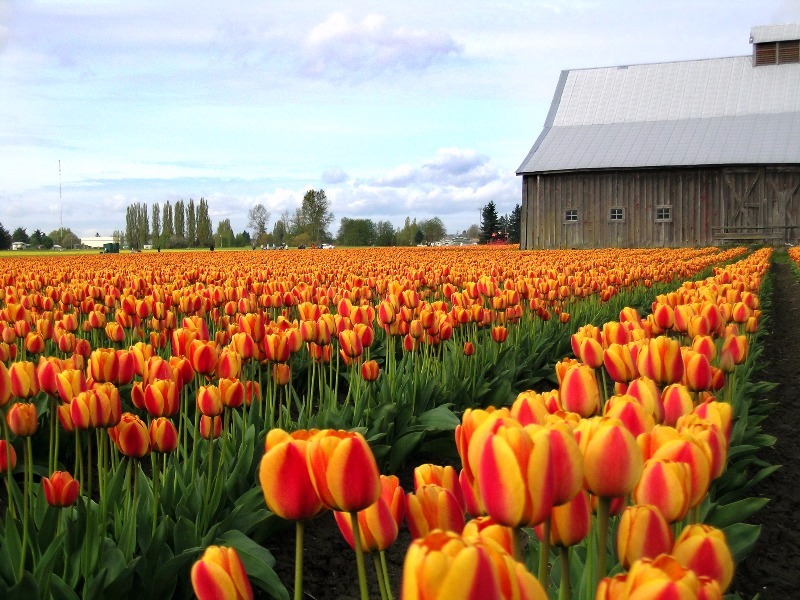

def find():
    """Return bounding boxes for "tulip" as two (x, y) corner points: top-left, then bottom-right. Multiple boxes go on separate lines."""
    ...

(578, 337), (604, 368)
(650, 438), (711, 509)
(36, 356), (62, 397)
(491, 326), (508, 344)
(510, 391), (548, 426)
(9, 361), (39, 399)
(219, 377), (245, 408)
(89, 348), (119, 384)
(577, 416), (642, 582)
(259, 431), (325, 522)
(626, 376), (664, 423)
(467, 418), (555, 529)
(149, 417), (178, 453)
(616, 504), (674, 569)
(191, 545), (254, 600)
(598, 555), (702, 599)
(188, 339), (218, 376)
(306, 429), (381, 600)
(683, 350), (712, 391)
(719, 335), (747, 372)
(306, 430), (381, 513)
(272, 363), (291, 387)
(661, 384), (695, 427)
(413, 464), (465, 513)
(335, 476), (402, 554)
(42, 470), (80, 507)
(0, 362), (11, 408)
(216, 349), (242, 380)
(361, 360), (380, 382)
(144, 379), (181, 418)
(535, 489), (591, 548)
(0, 440), (17, 472)
(110, 413), (150, 458)
(197, 384), (223, 417)
(633, 458), (692, 523)
(603, 394), (655, 438)
(463, 341), (475, 356)
(7, 402), (38, 437)
(637, 336), (684, 385)
(672, 524), (734, 591)
(402, 530), (546, 600)
(559, 364), (600, 417)
(462, 515), (516, 555)
(603, 343), (638, 383)
(199, 415), (222, 440)
(406, 484), (466, 539)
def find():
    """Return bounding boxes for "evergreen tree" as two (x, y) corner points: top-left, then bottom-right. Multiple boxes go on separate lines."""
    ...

(508, 204), (522, 244)
(151, 203), (161, 245)
(0, 222), (12, 249)
(12, 227), (29, 243)
(480, 201), (499, 244)
(174, 200), (186, 240)
(196, 198), (213, 247)
(162, 202), (174, 240)
(187, 199), (196, 246)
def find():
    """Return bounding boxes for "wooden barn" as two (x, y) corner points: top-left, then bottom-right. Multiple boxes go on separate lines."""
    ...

(516, 24), (800, 249)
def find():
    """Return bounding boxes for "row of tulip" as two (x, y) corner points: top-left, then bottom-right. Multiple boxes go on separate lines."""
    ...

(214, 247), (771, 600)
(0, 246), (752, 599)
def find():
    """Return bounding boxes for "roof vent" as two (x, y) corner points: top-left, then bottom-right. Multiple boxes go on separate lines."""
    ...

(751, 23), (800, 66)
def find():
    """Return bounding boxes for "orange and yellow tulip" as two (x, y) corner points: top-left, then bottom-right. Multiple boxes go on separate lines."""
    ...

(191, 545), (253, 600)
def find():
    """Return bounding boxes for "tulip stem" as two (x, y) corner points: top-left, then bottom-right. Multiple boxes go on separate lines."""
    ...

(19, 437), (32, 579)
(538, 518), (551, 589)
(559, 547), (571, 600)
(596, 496), (611, 587)
(350, 510), (370, 600)
(294, 521), (304, 600)
(1, 416), (15, 519)
(380, 551), (394, 600)
(373, 552), (388, 600)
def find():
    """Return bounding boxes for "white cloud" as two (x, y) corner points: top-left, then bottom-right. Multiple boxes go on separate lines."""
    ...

(302, 12), (462, 82)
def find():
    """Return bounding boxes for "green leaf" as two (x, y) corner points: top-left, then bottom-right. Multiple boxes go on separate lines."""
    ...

(387, 431), (425, 473)
(151, 548), (203, 599)
(48, 574), (80, 600)
(5, 571), (39, 600)
(33, 530), (66, 591)
(722, 523), (761, 563)
(416, 405), (459, 430)
(0, 517), (21, 586)
(217, 530), (287, 600)
(174, 516), (199, 555)
(705, 497), (770, 528)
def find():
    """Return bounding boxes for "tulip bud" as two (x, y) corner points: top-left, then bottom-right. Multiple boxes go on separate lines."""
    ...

(149, 417), (178, 453)
(616, 505), (674, 569)
(306, 429), (381, 512)
(559, 364), (600, 417)
(191, 545), (254, 600)
(633, 458), (692, 523)
(9, 361), (40, 399)
(578, 417), (643, 498)
(259, 430), (325, 521)
(199, 415), (222, 440)
(0, 440), (17, 472)
(42, 471), (80, 507)
(110, 412), (150, 458)
(6, 402), (38, 437)
(672, 524), (734, 591)
(197, 385), (223, 417)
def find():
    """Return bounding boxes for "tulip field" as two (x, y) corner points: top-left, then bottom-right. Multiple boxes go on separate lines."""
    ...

(0, 244), (779, 599)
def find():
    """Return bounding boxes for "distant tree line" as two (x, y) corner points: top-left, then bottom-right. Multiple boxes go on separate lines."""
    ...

(1, 192), (520, 252)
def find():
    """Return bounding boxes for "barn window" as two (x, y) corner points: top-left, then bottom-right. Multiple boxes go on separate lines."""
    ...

(565, 209), (578, 223)
(655, 206), (672, 222)
(609, 207), (625, 222)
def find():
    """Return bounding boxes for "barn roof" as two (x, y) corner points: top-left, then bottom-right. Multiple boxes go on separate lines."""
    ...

(517, 53), (800, 174)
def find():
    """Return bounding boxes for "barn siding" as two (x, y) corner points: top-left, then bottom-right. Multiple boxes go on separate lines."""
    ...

(520, 166), (800, 248)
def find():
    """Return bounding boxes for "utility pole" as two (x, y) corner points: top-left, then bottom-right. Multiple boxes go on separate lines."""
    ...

(59, 160), (64, 246)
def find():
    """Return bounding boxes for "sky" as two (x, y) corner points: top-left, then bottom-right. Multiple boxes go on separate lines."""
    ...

(2, 1), (800, 240)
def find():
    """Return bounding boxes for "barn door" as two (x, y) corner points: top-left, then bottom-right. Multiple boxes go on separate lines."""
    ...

(769, 174), (800, 242)
(723, 171), (763, 230)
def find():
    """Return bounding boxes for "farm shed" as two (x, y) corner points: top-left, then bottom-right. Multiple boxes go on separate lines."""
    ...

(516, 24), (800, 249)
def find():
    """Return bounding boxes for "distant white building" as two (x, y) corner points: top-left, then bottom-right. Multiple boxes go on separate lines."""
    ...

(80, 236), (116, 249)
(11, 242), (29, 250)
